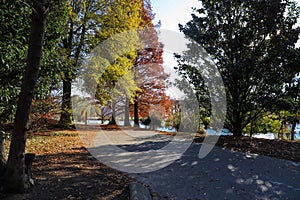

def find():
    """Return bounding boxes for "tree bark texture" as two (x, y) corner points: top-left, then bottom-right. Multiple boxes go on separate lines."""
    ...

(59, 78), (73, 127)
(124, 97), (131, 126)
(290, 121), (296, 141)
(109, 101), (117, 125)
(0, 132), (6, 175)
(59, 21), (86, 127)
(3, 0), (49, 193)
(134, 96), (139, 127)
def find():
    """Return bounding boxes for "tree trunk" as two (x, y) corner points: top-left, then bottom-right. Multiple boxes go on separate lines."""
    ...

(232, 116), (243, 137)
(134, 96), (139, 127)
(232, 123), (243, 137)
(110, 115), (117, 125)
(109, 102), (117, 125)
(85, 111), (88, 125)
(3, 0), (49, 192)
(59, 78), (73, 128)
(278, 123), (284, 139)
(249, 121), (254, 138)
(59, 20), (86, 128)
(124, 97), (131, 126)
(290, 121), (296, 141)
(0, 132), (6, 175)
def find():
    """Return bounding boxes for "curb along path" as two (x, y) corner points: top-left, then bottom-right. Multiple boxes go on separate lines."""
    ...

(129, 182), (152, 200)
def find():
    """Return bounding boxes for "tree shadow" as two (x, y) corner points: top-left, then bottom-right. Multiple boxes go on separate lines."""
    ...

(1, 148), (133, 200)
(128, 143), (300, 199)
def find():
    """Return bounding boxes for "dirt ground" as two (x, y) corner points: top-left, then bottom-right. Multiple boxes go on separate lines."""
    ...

(1, 128), (299, 199)
(1, 130), (134, 200)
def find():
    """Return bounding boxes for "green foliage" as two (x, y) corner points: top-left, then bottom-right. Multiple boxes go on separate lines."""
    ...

(177, 0), (300, 136)
(174, 78), (210, 130)
(82, 0), (144, 105)
(0, 1), (30, 123)
(167, 112), (181, 131)
(58, 0), (108, 126)
(38, 0), (69, 98)
(167, 110), (201, 133)
(0, 0), (68, 127)
(243, 112), (281, 134)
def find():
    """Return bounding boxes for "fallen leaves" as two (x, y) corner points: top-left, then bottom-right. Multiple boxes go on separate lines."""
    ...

(2, 130), (133, 199)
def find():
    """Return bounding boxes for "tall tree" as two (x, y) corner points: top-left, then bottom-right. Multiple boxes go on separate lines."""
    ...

(82, 0), (143, 125)
(132, 0), (171, 126)
(58, 0), (105, 127)
(0, 0), (67, 182)
(2, 0), (49, 192)
(177, 0), (300, 136)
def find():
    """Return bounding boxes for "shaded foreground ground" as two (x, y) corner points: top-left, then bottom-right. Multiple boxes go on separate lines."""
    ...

(1, 130), (134, 200)
(1, 128), (300, 199)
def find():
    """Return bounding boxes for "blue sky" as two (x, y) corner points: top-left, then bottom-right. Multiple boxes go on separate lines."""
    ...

(151, 0), (199, 32)
(150, 0), (201, 99)
(151, 0), (300, 33)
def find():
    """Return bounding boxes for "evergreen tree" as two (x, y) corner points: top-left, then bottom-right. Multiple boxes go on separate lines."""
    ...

(177, 0), (300, 136)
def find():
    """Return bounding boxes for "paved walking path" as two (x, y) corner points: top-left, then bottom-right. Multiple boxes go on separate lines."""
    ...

(132, 143), (300, 199)
(82, 130), (300, 199)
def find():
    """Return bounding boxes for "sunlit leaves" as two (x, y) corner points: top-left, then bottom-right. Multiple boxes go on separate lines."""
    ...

(83, 0), (144, 106)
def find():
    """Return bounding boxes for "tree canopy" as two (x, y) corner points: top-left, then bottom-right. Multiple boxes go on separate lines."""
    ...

(177, 0), (300, 136)
(0, 0), (68, 129)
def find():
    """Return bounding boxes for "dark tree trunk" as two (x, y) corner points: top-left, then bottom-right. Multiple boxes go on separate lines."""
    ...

(124, 97), (131, 126)
(109, 102), (117, 125)
(0, 132), (6, 175)
(290, 121), (296, 141)
(134, 96), (139, 127)
(110, 115), (117, 125)
(84, 111), (88, 125)
(59, 78), (73, 127)
(3, 0), (49, 192)
(278, 123), (284, 139)
(232, 124), (243, 137)
(59, 19), (86, 128)
(232, 112), (243, 137)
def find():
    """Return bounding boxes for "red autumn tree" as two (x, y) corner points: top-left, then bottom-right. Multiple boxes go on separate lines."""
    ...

(131, 0), (173, 126)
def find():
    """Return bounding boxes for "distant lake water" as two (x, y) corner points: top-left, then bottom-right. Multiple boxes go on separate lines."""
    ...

(82, 120), (300, 141)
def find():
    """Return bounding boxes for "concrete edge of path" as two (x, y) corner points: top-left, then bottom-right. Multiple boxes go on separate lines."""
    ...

(129, 182), (152, 200)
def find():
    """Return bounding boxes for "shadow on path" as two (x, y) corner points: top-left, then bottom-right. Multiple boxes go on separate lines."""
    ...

(131, 143), (300, 199)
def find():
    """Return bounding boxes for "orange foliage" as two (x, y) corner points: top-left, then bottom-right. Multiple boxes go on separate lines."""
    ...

(130, 1), (173, 120)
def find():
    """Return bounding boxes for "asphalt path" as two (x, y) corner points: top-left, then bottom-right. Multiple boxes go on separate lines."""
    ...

(82, 129), (300, 199)
(131, 143), (300, 199)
